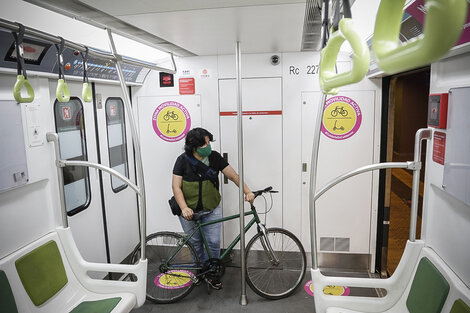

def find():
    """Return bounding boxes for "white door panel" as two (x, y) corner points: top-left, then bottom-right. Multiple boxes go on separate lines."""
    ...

(137, 95), (202, 235)
(219, 78), (283, 249)
(49, 80), (107, 266)
(301, 91), (376, 255)
(95, 84), (139, 264)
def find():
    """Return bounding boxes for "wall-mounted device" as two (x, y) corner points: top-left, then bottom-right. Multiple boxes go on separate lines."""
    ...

(427, 93), (448, 129)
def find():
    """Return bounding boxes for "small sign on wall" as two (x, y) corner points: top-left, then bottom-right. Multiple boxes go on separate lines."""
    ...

(433, 131), (446, 165)
(179, 78), (195, 95)
(159, 72), (174, 87)
(321, 96), (362, 140)
(152, 101), (191, 142)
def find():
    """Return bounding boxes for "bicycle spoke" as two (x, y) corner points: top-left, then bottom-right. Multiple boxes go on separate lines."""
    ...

(246, 228), (306, 299)
(131, 232), (199, 304)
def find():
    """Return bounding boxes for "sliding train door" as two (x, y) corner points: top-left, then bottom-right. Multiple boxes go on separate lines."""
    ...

(94, 84), (139, 264)
(219, 77), (283, 249)
(51, 80), (139, 266)
(51, 80), (108, 265)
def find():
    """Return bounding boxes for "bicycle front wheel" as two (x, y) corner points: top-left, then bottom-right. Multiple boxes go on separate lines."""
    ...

(246, 228), (306, 300)
(131, 232), (200, 304)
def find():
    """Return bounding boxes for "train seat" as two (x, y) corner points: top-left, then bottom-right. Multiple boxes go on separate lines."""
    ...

(0, 269), (19, 313)
(0, 230), (139, 313)
(313, 241), (470, 313)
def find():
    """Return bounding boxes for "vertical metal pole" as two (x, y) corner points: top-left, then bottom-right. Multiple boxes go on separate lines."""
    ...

(46, 132), (68, 228)
(236, 41), (248, 306)
(309, 93), (327, 270)
(107, 29), (146, 260)
(409, 128), (431, 241)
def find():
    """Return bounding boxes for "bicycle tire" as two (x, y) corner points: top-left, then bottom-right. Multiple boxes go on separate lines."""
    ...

(130, 232), (200, 304)
(246, 227), (306, 300)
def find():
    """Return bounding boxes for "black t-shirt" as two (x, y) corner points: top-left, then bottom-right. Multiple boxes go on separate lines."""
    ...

(173, 151), (229, 190)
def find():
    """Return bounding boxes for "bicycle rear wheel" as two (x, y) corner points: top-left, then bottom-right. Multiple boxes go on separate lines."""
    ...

(246, 227), (306, 300)
(131, 232), (200, 304)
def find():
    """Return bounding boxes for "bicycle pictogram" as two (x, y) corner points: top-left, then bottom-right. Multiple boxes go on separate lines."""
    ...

(330, 106), (348, 117)
(163, 110), (179, 121)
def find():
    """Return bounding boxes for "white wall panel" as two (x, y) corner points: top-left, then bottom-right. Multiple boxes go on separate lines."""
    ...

(0, 75), (57, 258)
(425, 53), (470, 287)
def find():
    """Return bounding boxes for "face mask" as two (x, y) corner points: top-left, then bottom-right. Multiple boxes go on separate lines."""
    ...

(197, 143), (212, 157)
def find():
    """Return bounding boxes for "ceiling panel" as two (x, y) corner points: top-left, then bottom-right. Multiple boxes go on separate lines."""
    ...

(117, 4), (306, 55)
(23, 0), (311, 56)
(80, 0), (305, 15)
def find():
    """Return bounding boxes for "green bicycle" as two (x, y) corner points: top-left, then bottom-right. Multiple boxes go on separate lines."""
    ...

(131, 187), (306, 303)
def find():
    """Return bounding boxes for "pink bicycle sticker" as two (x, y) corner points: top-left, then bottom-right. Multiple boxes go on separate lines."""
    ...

(152, 101), (191, 142)
(321, 96), (362, 140)
(154, 270), (194, 289)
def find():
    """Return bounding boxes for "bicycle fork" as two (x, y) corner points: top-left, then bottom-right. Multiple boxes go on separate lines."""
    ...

(257, 223), (280, 265)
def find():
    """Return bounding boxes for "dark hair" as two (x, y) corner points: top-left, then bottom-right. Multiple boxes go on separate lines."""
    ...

(184, 127), (214, 155)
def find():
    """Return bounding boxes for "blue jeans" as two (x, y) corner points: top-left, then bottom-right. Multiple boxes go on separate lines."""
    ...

(178, 205), (222, 264)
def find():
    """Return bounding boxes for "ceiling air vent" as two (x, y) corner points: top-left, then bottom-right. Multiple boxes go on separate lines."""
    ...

(301, 0), (323, 51)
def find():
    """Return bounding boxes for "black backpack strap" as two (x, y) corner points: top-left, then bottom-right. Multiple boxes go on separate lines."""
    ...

(183, 154), (219, 188)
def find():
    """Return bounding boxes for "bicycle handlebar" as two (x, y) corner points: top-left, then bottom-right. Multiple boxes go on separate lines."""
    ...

(253, 186), (278, 199)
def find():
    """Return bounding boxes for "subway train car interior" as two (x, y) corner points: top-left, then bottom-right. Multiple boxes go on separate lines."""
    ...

(1, 0), (469, 312)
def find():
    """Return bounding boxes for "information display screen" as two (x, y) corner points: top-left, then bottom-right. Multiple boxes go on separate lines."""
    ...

(0, 30), (150, 84)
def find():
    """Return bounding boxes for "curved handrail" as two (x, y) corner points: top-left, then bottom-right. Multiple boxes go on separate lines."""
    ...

(372, 0), (468, 74)
(319, 18), (370, 95)
(61, 160), (140, 195)
(13, 74), (35, 103)
(56, 79), (70, 102)
(82, 82), (92, 102)
(314, 162), (411, 201)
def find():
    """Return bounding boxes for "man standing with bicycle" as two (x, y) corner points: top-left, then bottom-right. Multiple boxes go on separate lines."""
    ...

(172, 127), (255, 290)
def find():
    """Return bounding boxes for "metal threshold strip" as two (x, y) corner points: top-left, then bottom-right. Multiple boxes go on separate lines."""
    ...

(0, 18), (177, 74)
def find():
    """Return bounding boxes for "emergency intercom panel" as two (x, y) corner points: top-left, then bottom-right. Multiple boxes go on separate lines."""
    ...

(427, 93), (448, 129)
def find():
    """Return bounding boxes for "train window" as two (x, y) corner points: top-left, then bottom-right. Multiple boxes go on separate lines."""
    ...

(54, 97), (91, 216)
(105, 98), (129, 192)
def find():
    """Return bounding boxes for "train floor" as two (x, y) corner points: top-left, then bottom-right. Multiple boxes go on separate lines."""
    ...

(131, 266), (314, 313)
(131, 266), (380, 313)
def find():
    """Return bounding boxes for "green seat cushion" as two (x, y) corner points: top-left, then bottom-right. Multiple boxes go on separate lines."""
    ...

(0, 270), (18, 313)
(450, 299), (470, 313)
(406, 257), (450, 313)
(15, 240), (68, 306)
(70, 297), (121, 313)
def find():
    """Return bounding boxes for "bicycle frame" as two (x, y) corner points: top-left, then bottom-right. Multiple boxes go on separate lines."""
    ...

(165, 206), (262, 272)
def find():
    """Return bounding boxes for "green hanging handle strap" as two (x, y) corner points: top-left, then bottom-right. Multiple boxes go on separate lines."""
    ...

(372, 0), (468, 74)
(55, 38), (70, 103)
(319, 18), (370, 95)
(80, 47), (92, 102)
(12, 23), (35, 103)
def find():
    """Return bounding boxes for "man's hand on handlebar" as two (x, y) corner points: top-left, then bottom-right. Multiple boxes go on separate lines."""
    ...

(245, 192), (255, 204)
(182, 207), (194, 220)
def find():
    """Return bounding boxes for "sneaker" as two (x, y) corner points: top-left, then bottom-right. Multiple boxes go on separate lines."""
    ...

(205, 277), (223, 290)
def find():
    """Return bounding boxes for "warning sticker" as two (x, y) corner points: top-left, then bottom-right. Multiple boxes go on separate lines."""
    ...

(62, 106), (71, 120)
(321, 96), (362, 140)
(433, 131), (446, 165)
(152, 101), (191, 142)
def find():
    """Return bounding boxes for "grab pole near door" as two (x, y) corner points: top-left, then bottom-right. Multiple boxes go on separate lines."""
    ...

(236, 41), (248, 306)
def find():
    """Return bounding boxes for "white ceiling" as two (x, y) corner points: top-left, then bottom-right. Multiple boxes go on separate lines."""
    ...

(71, 0), (307, 56)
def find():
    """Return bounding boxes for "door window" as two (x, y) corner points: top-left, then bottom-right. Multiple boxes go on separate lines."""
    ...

(54, 97), (91, 215)
(105, 98), (129, 192)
